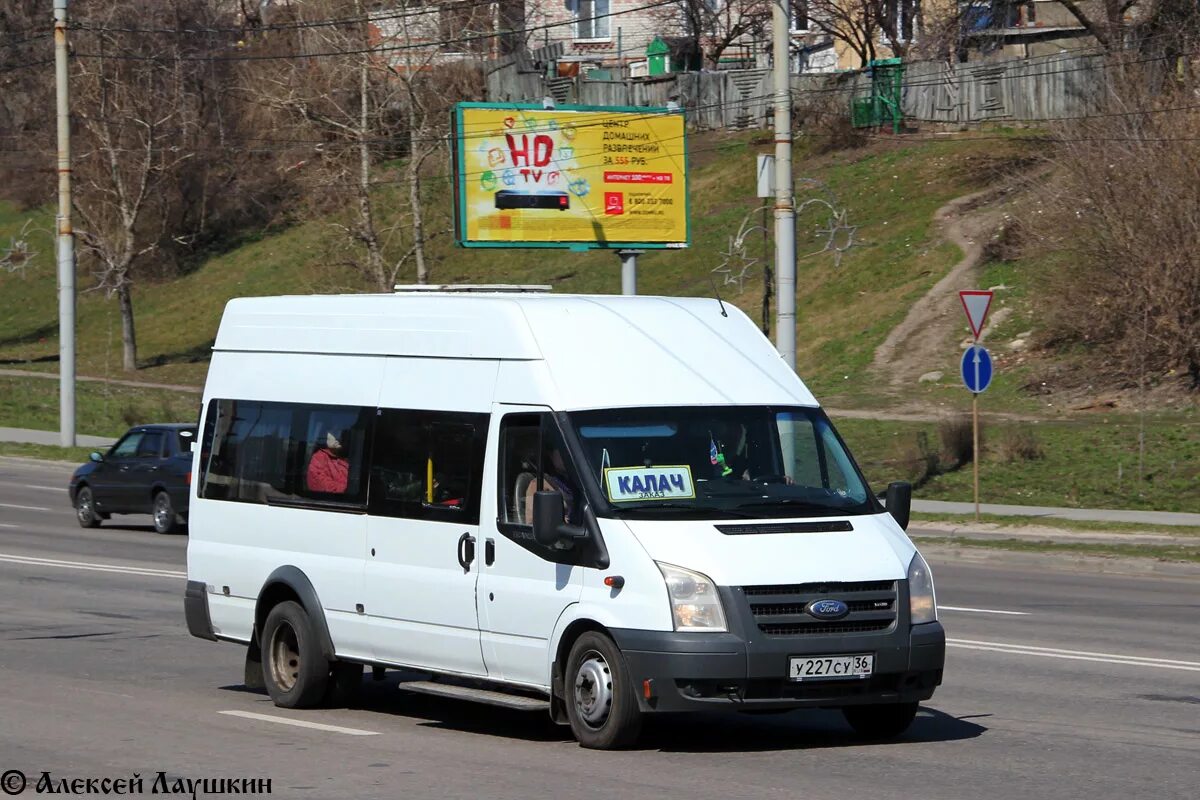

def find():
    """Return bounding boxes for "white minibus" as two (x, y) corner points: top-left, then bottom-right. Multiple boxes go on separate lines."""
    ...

(185, 287), (944, 749)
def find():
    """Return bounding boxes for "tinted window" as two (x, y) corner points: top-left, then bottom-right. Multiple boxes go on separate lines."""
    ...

(110, 432), (143, 459)
(199, 399), (371, 506)
(499, 413), (584, 528)
(368, 409), (488, 524)
(137, 431), (164, 458)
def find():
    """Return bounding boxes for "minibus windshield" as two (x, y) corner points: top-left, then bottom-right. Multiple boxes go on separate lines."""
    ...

(568, 406), (875, 519)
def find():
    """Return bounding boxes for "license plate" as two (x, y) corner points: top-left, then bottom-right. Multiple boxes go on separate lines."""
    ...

(788, 653), (874, 681)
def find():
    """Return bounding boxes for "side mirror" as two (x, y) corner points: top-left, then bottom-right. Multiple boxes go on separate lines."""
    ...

(884, 481), (912, 531)
(532, 490), (587, 547)
(89, 451), (104, 463)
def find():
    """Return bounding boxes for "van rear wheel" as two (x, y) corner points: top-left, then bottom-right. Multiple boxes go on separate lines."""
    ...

(261, 601), (329, 709)
(564, 631), (642, 750)
(842, 701), (919, 739)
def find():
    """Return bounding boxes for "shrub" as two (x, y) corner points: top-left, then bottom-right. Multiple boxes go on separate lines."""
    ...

(938, 414), (978, 468)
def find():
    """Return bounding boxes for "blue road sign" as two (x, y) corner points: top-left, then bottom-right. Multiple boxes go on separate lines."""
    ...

(960, 344), (993, 393)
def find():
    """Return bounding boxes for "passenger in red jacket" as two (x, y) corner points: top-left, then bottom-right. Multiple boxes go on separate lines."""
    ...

(306, 431), (349, 494)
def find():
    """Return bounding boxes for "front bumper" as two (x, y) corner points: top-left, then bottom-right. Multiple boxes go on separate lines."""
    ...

(610, 583), (945, 713)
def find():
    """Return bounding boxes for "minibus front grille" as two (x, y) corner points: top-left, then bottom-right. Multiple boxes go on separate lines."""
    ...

(757, 620), (894, 636)
(740, 580), (899, 637)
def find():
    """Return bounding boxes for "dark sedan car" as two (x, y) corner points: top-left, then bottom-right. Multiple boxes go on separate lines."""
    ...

(68, 423), (196, 534)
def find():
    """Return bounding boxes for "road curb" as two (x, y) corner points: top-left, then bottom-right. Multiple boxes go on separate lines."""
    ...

(918, 541), (1200, 578)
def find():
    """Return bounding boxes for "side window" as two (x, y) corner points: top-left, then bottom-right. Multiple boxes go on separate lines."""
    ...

(136, 430), (165, 458)
(199, 399), (370, 506)
(368, 409), (488, 524)
(499, 413), (584, 529)
(110, 432), (143, 459)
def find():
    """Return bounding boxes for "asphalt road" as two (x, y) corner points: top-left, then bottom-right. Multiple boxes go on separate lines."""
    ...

(1, 457), (1197, 800)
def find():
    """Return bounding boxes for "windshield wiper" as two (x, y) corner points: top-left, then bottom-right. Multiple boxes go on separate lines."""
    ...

(617, 503), (755, 518)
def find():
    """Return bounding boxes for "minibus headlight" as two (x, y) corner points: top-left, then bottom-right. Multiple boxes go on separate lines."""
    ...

(656, 562), (727, 632)
(908, 551), (937, 625)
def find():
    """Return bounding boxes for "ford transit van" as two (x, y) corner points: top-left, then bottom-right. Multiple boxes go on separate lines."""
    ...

(185, 287), (945, 749)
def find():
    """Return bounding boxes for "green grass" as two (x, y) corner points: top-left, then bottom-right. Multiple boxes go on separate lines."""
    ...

(910, 512), (1200, 536)
(835, 413), (1200, 512)
(0, 443), (97, 463)
(0, 376), (200, 438)
(913, 535), (1200, 563)
(0, 133), (1022, 393)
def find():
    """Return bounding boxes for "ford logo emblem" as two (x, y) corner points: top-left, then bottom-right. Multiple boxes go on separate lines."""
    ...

(807, 599), (850, 620)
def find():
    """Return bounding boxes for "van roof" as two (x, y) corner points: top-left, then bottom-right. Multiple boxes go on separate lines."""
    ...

(214, 292), (818, 409)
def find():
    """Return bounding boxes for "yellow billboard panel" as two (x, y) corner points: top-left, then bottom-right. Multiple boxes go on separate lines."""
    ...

(453, 103), (688, 249)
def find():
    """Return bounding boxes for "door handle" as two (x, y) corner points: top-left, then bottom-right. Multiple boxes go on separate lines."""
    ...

(456, 532), (476, 571)
(485, 538), (495, 566)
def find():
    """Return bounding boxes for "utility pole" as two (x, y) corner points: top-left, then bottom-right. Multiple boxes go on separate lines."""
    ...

(54, 0), (76, 447)
(771, 0), (796, 371)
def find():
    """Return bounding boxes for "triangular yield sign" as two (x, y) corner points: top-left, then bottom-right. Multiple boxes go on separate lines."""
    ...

(959, 290), (993, 340)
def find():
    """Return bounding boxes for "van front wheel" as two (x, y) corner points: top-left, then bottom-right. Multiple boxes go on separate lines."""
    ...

(261, 601), (329, 709)
(564, 631), (642, 750)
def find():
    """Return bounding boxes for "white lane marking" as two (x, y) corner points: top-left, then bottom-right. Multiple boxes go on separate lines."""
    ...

(219, 710), (380, 736)
(947, 638), (1200, 672)
(0, 502), (50, 511)
(940, 605), (1030, 616)
(21, 484), (63, 492)
(0, 523), (18, 529)
(0, 553), (185, 579)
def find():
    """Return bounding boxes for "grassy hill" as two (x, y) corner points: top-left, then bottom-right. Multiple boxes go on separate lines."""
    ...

(0, 132), (1022, 397)
(2, 131), (1196, 511)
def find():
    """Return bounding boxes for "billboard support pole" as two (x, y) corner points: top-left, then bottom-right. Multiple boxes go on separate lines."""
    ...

(618, 249), (641, 295)
(772, 0), (796, 371)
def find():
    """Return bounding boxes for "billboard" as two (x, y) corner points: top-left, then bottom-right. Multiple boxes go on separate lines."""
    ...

(452, 102), (688, 249)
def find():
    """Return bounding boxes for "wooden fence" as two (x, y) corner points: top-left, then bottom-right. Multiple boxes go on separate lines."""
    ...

(486, 52), (1109, 129)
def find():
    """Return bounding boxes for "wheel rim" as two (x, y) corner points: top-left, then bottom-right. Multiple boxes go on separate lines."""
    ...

(153, 495), (171, 529)
(573, 650), (613, 728)
(269, 621), (301, 692)
(77, 489), (93, 523)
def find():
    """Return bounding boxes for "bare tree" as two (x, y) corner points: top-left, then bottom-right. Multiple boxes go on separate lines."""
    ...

(71, 1), (208, 371)
(1057, 0), (1143, 51)
(240, 0), (481, 291)
(655, 0), (769, 69)
(804, 0), (882, 66)
(1025, 71), (1200, 390)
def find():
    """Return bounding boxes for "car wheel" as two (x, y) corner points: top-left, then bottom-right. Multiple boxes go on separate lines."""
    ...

(564, 631), (643, 750)
(261, 601), (329, 709)
(75, 486), (101, 528)
(842, 702), (919, 739)
(152, 491), (178, 534)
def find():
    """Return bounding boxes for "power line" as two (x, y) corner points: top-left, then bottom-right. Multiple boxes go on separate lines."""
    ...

(71, 0), (505, 37)
(70, 0), (679, 63)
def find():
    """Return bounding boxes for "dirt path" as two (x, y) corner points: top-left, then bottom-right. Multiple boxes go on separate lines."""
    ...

(0, 367), (201, 394)
(870, 185), (1014, 390)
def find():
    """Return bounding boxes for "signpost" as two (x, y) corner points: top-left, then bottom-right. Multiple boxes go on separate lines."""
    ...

(958, 290), (995, 520)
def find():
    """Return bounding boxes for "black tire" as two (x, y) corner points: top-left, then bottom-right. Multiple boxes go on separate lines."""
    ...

(842, 702), (919, 739)
(564, 631), (643, 750)
(152, 491), (178, 534)
(324, 661), (363, 707)
(260, 601), (330, 709)
(75, 486), (101, 528)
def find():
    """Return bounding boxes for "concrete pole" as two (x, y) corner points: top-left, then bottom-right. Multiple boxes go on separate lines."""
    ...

(54, 0), (76, 447)
(618, 249), (642, 295)
(771, 0), (796, 371)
